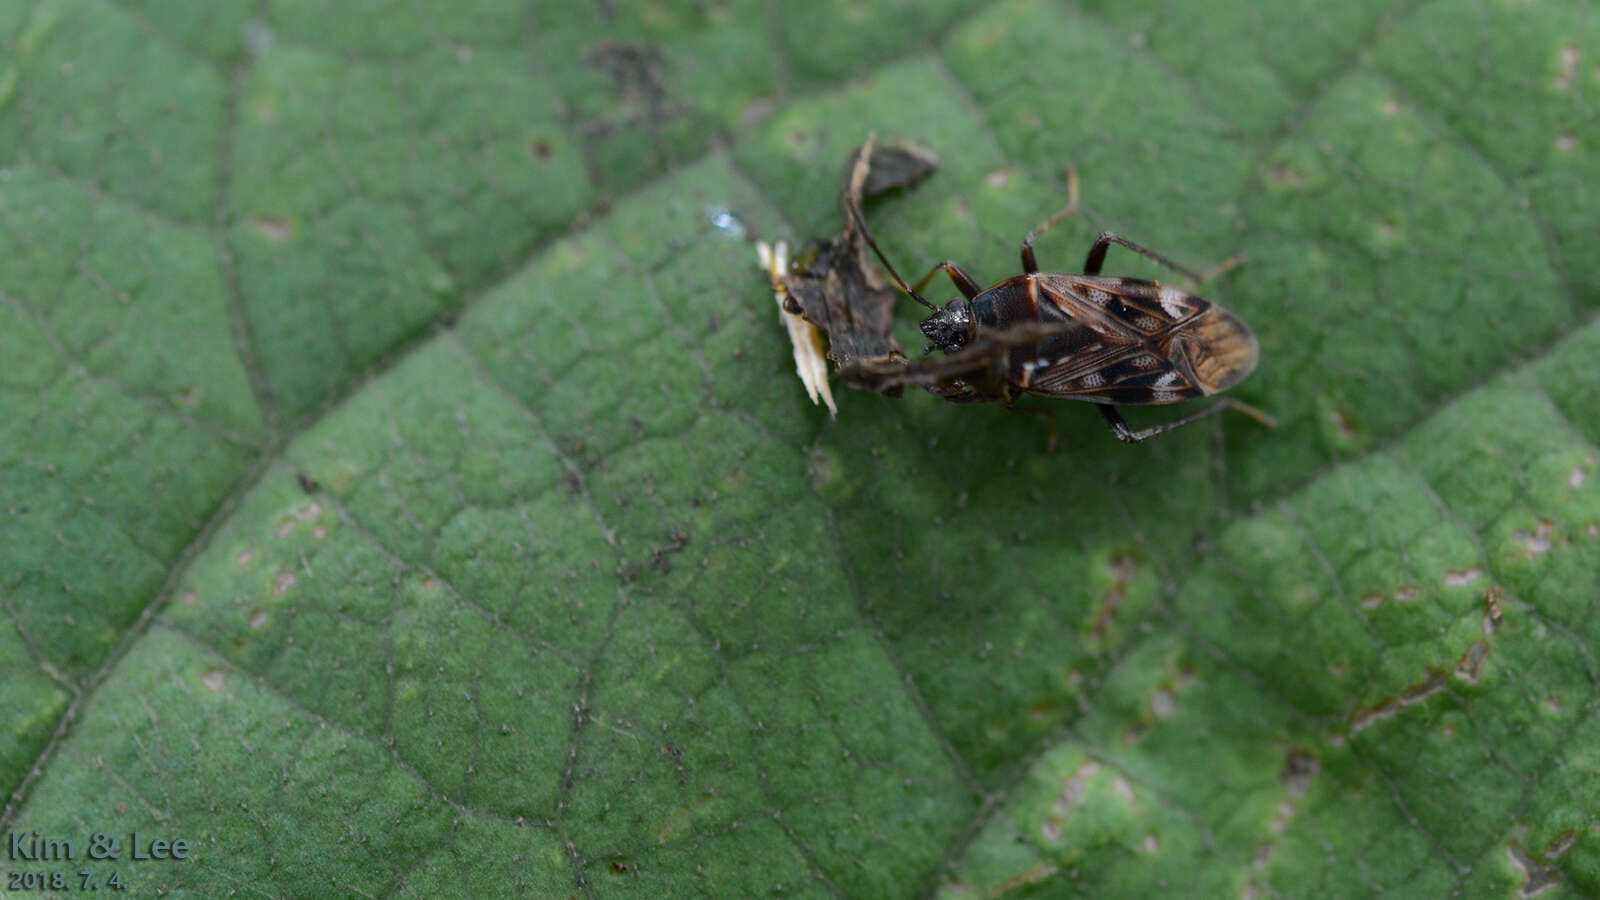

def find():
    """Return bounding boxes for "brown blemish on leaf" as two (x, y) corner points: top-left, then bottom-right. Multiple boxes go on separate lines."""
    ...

(806, 447), (835, 488)
(1350, 699), (1399, 734)
(985, 168), (1011, 189)
(1443, 568), (1483, 587)
(1545, 830), (1578, 860)
(985, 862), (1061, 897)
(1279, 749), (1318, 799)
(585, 42), (679, 132)
(1516, 520), (1554, 557)
(1150, 688), (1175, 720)
(1381, 98), (1401, 115)
(1269, 165), (1306, 188)
(271, 572), (296, 596)
(1555, 134), (1577, 151)
(1351, 672), (1448, 735)
(1554, 47), (1580, 91)
(1507, 841), (1562, 898)
(249, 610), (268, 629)
(1041, 761), (1100, 842)
(649, 529), (690, 574)
(201, 669), (226, 692)
(1328, 406), (1358, 439)
(738, 95), (778, 126)
(181, 591), (197, 607)
(1484, 585), (1504, 633)
(252, 215), (292, 242)
(236, 548), (254, 567)
(530, 138), (552, 160)
(1091, 554), (1139, 639)
(1399, 672), (1447, 706)
(1568, 464), (1588, 489)
(1454, 641), (1490, 683)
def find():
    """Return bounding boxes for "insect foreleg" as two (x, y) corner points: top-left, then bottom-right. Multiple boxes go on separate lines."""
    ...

(911, 261), (983, 299)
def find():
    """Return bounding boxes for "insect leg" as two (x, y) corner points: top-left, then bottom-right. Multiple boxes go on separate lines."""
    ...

(1019, 169), (1081, 274)
(1096, 400), (1242, 444)
(1082, 233), (1202, 282)
(911, 261), (983, 299)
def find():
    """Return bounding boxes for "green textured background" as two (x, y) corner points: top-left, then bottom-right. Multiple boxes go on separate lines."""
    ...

(3, 0), (1598, 896)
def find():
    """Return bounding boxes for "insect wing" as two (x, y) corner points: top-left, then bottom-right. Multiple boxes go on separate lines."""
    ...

(1037, 275), (1210, 336)
(1018, 275), (1212, 405)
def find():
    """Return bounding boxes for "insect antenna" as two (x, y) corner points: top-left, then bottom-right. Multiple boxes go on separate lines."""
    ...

(845, 194), (939, 312)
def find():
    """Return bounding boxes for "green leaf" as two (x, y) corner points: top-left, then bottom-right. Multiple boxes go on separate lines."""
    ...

(4, 0), (1597, 896)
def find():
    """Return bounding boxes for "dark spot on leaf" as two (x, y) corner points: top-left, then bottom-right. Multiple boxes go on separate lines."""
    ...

(1278, 749), (1318, 798)
(585, 42), (681, 137)
(649, 530), (689, 574)
(296, 472), (318, 494)
(1328, 406), (1358, 439)
(1090, 553), (1139, 639)
(530, 138), (553, 160)
(609, 858), (629, 873)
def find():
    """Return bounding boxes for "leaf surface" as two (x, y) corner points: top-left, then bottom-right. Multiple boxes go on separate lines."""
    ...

(3, 1), (1598, 896)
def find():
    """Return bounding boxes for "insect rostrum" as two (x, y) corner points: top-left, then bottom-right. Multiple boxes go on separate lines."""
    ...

(839, 171), (1275, 445)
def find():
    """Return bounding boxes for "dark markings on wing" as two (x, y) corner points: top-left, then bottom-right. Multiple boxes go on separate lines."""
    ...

(1033, 274), (1212, 339)
(1022, 341), (1203, 405)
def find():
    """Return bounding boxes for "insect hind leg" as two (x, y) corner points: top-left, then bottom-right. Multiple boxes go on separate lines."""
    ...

(1095, 399), (1274, 444)
(1081, 232), (1204, 281)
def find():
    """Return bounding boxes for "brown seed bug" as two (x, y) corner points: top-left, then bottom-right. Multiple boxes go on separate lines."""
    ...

(840, 171), (1276, 444)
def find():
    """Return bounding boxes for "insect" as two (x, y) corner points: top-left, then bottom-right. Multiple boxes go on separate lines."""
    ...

(842, 171), (1275, 444)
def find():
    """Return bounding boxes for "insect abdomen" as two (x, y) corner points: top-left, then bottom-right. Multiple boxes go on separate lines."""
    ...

(1181, 307), (1259, 394)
